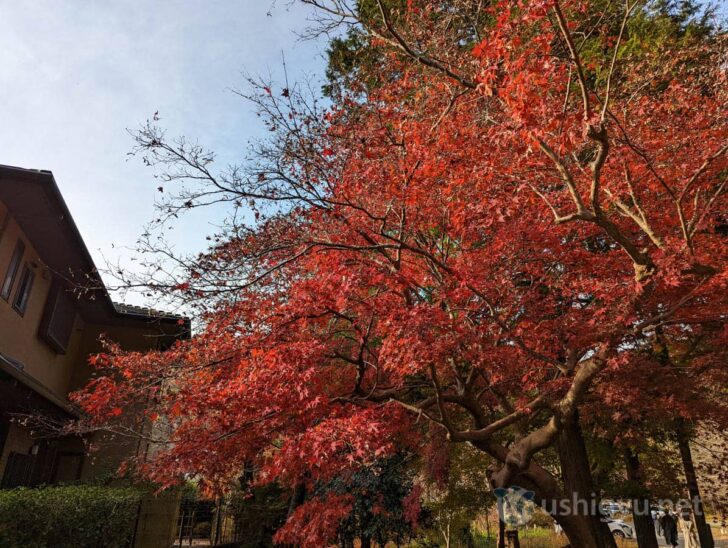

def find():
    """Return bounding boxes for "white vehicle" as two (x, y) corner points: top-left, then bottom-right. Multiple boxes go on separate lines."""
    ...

(600, 500), (629, 517)
(603, 518), (634, 539)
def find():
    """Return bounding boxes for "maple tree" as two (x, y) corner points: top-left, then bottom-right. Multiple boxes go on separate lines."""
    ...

(72, 1), (727, 546)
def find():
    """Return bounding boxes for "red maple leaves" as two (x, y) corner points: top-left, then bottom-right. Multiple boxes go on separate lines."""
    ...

(73, 1), (727, 544)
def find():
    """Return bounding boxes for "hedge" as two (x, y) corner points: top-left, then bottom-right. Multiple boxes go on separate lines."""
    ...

(0, 485), (143, 548)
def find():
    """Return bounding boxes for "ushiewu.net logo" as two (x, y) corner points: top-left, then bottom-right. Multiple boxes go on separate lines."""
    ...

(494, 486), (707, 525)
(494, 486), (537, 526)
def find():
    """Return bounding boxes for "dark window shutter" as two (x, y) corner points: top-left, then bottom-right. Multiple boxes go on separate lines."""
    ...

(39, 281), (76, 354)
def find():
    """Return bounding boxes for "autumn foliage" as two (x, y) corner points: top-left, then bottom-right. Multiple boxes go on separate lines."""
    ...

(72, 1), (727, 545)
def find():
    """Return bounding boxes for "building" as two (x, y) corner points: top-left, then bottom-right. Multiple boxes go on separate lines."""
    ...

(0, 164), (189, 488)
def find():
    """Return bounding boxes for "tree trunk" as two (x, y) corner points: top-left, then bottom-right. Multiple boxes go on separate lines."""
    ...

(473, 418), (612, 548)
(555, 413), (617, 548)
(676, 420), (714, 548)
(360, 535), (372, 548)
(624, 449), (659, 548)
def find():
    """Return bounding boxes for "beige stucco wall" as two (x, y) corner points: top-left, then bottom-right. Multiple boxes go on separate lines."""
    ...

(1, 200), (174, 400)
(1, 198), (183, 484)
(134, 490), (182, 548)
(0, 203), (86, 400)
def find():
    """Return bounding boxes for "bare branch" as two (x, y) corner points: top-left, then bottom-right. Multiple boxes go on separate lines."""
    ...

(553, 1), (592, 121)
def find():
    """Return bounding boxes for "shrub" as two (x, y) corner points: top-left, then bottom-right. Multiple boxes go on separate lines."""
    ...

(0, 485), (143, 548)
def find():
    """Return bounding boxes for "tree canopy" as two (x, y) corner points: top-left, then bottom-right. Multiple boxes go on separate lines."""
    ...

(71, 1), (727, 546)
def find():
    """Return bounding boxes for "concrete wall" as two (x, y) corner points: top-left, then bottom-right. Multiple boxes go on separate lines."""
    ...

(133, 490), (182, 548)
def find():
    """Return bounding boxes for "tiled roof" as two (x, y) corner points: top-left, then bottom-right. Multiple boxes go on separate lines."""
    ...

(113, 302), (186, 321)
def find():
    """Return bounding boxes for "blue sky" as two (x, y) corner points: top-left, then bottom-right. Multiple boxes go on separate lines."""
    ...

(2, 1), (724, 305)
(0, 0), (330, 302)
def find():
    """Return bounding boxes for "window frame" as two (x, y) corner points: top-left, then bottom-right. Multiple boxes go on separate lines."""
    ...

(1, 239), (25, 301)
(12, 263), (35, 316)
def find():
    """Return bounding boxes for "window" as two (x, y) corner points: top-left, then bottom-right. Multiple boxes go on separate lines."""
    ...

(1, 240), (24, 300)
(52, 452), (84, 483)
(1, 452), (33, 488)
(12, 265), (34, 315)
(39, 281), (76, 354)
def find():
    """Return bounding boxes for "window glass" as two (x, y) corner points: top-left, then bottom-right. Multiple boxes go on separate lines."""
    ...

(12, 265), (34, 315)
(1, 240), (25, 300)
